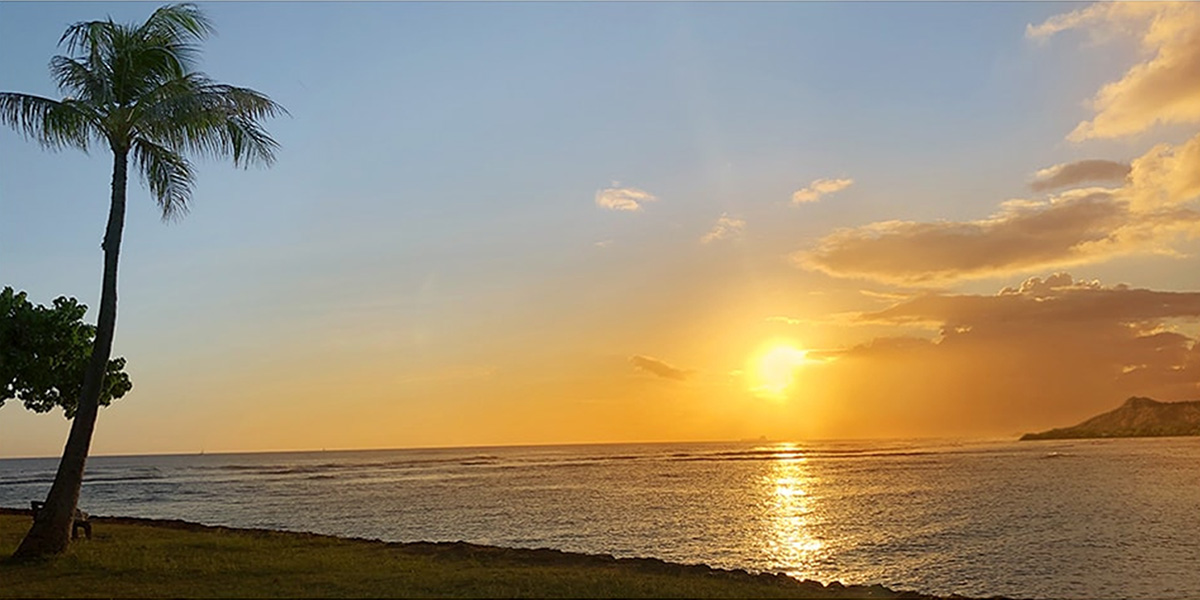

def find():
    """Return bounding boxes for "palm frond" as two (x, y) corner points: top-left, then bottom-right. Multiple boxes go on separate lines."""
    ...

(58, 19), (117, 65)
(131, 137), (193, 219)
(143, 3), (213, 38)
(0, 92), (96, 151)
(49, 55), (113, 107)
(210, 84), (289, 123)
(203, 84), (287, 167)
(135, 80), (287, 167)
(225, 114), (281, 167)
(108, 26), (179, 105)
(127, 69), (209, 118)
(139, 3), (212, 71)
(58, 6), (211, 108)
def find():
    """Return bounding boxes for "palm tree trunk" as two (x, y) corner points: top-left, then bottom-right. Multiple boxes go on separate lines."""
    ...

(13, 148), (128, 559)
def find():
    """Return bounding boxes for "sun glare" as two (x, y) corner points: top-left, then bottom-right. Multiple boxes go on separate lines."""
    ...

(751, 344), (811, 399)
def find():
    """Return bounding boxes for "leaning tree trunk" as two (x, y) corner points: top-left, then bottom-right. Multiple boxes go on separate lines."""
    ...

(13, 148), (128, 559)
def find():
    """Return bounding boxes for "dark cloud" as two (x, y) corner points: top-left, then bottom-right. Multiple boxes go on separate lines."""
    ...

(795, 192), (1128, 285)
(629, 355), (692, 381)
(1030, 160), (1130, 192)
(813, 274), (1200, 434)
(864, 274), (1200, 327)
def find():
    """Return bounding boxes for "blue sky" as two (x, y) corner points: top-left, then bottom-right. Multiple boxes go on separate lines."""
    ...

(3, 2), (1200, 457)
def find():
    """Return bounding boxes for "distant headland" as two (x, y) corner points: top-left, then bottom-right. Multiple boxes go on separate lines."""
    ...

(1021, 397), (1200, 440)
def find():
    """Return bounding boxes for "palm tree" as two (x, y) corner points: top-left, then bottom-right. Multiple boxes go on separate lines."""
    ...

(1, 3), (285, 558)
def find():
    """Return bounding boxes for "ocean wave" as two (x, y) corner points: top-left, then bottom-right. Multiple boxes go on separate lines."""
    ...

(0, 477), (52, 486)
(666, 448), (952, 462)
(84, 474), (169, 483)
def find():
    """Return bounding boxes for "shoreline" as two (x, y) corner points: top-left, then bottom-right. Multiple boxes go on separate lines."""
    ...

(0, 507), (1004, 599)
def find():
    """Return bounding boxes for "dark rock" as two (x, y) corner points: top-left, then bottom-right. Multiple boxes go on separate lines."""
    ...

(1021, 396), (1200, 440)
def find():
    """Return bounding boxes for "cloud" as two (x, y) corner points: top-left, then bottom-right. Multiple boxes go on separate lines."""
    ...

(863, 273), (1200, 327)
(629, 355), (692, 381)
(794, 8), (1200, 287)
(795, 189), (1132, 285)
(1029, 2), (1200, 140)
(766, 315), (805, 325)
(797, 273), (1200, 436)
(767, 312), (876, 328)
(1126, 134), (1200, 211)
(795, 133), (1200, 286)
(792, 178), (854, 204)
(1030, 159), (1131, 192)
(998, 271), (1103, 297)
(700, 213), (746, 244)
(857, 273), (1200, 396)
(596, 185), (657, 212)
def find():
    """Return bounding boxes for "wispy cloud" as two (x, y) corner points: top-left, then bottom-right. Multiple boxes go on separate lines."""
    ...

(1029, 2), (1200, 140)
(792, 177), (854, 204)
(629, 355), (692, 381)
(858, 289), (913, 302)
(700, 213), (746, 244)
(1030, 159), (1131, 192)
(767, 313), (876, 328)
(596, 184), (657, 212)
(766, 315), (805, 325)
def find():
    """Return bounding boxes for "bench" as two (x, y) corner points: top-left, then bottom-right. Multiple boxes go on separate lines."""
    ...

(30, 500), (92, 540)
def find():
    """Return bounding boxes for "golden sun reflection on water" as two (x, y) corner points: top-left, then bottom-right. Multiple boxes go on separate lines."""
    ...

(764, 446), (825, 578)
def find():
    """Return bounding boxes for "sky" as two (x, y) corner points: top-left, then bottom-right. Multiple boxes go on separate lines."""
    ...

(2, 2), (1200, 458)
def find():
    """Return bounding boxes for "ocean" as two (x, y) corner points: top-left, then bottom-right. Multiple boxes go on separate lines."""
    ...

(2, 437), (1198, 599)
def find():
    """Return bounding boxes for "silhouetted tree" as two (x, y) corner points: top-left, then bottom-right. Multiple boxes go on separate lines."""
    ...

(1, 286), (132, 417)
(0, 3), (284, 557)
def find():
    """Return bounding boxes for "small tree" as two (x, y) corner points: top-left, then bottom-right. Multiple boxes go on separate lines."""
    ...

(1, 286), (132, 418)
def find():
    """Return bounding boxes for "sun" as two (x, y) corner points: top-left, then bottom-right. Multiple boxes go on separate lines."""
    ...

(750, 344), (811, 399)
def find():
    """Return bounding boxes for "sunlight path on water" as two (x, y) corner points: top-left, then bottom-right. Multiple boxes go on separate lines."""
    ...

(763, 445), (825, 579)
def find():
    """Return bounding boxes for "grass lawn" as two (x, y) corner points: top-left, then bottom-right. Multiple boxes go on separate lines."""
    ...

(0, 510), (934, 599)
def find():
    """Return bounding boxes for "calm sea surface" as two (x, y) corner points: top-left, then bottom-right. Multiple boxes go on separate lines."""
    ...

(2, 438), (1198, 599)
